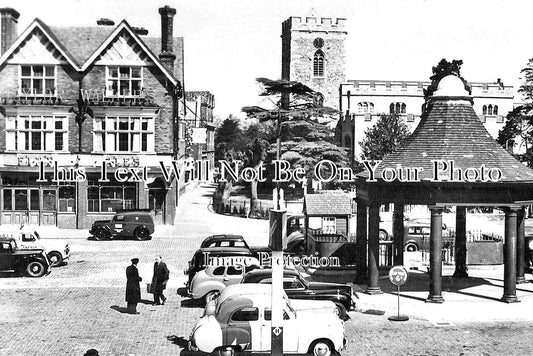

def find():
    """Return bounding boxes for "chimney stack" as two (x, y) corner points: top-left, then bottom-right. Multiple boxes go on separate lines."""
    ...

(0, 8), (20, 56)
(158, 5), (176, 75)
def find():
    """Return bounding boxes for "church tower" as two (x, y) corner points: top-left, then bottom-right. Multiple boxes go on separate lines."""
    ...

(281, 11), (347, 109)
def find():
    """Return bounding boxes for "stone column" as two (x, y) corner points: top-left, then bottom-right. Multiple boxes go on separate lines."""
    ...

(365, 202), (382, 294)
(427, 206), (444, 303)
(392, 203), (404, 266)
(502, 207), (519, 303)
(517, 207), (526, 284)
(354, 201), (368, 283)
(453, 206), (468, 278)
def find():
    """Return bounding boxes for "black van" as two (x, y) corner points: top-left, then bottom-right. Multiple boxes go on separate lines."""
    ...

(89, 211), (155, 241)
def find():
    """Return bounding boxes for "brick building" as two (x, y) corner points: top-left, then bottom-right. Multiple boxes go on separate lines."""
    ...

(0, 6), (187, 228)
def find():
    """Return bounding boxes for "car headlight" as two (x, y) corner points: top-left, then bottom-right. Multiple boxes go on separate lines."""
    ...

(528, 240), (533, 250)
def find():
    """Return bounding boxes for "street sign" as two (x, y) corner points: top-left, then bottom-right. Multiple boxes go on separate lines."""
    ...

(389, 265), (408, 286)
(388, 265), (409, 322)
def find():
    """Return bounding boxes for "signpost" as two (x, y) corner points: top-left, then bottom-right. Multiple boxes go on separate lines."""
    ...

(388, 265), (409, 322)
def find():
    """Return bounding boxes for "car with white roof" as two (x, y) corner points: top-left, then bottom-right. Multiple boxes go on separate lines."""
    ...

(189, 283), (346, 356)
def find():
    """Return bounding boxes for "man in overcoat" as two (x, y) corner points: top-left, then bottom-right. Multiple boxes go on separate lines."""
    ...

(126, 258), (142, 314)
(152, 255), (170, 305)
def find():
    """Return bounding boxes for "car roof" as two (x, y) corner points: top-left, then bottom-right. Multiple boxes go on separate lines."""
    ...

(201, 234), (246, 245)
(244, 268), (301, 280)
(194, 246), (252, 254)
(203, 257), (260, 271)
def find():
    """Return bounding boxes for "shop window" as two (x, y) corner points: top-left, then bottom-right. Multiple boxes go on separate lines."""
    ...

(43, 190), (57, 211)
(14, 190), (28, 210)
(6, 115), (68, 152)
(3, 189), (12, 210)
(87, 183), (137, 213)
(313, 50), (325, 77)
(106, 66), (143, 97)
(30, 190), (39, 211)
(58, 186), (75, 212)
(19, 65), (56, 97)
(93, 116), (154, 153)
(322, 217), (336, 233)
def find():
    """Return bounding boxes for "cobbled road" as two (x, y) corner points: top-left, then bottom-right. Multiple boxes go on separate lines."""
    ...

(0, 184), (532, 356)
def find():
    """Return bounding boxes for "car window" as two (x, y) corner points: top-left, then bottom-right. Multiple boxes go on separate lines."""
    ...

(227, 266), (243, 275)
(115, 215), (125, 221)
(21, 233), (34, 242)
(0, 242), (10, 250)
(283, 278), (305, 290)
(231, 307), (258, 322)
(234, 241), (246, 247)
(213, 267), (225, 276)
(264, 309), (290, 321)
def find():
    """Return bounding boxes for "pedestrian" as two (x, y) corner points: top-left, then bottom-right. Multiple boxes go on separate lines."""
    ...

(151, 255), (169, 305)
(126, 258), (142, 314)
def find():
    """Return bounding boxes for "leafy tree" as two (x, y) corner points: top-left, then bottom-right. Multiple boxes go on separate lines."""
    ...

(359, 114), (411, 160)
(423, 58), (471, 100)
(498, 58), (533, 166)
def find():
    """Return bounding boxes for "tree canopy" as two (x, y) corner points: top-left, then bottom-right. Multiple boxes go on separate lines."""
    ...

(359, 114), (411, 161)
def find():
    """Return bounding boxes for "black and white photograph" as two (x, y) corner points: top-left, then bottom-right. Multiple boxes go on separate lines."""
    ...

(0, 0), (533, 355)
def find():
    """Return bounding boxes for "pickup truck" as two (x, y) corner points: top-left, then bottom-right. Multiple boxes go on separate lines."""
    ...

(0, 228), (70, 267)
(0, 238), (51, 277)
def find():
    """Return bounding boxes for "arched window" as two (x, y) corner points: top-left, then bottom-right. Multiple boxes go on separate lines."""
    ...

(395, 103), (401, 114)
(401, 103), (406, 114)
(358, 102), (374, 114)
(390, 103), (395, 114)
(313, 50), (325, 77)
(369, 103), (374, 113)
(482, 105), (487, 115)
(494, 105), (498, 115)
(357, 103), (363, 113)
(363, 102), (368, 113)
(488, 104), (493, 115)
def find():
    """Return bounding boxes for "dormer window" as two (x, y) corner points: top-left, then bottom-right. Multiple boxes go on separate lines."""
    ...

(106, 66), (143, 97)
(19, 65), (56, 97)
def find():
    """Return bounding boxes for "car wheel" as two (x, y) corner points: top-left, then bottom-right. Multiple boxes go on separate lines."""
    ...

(26, 261), (46, 277)
(204, 290), (219, 305)
(93, 228), (110, 241)
(47, 251), (63, 267)
(405, 242), (418, 252)
(216, 346), (236, 356)
(134, 227), (150, 241)
(333, 302), (347, 320)
(310, 340), (333, 356)
(379, 229), (389, 241)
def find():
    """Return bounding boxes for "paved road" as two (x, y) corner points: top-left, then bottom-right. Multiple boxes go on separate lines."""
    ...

(0, 184), (532, 356)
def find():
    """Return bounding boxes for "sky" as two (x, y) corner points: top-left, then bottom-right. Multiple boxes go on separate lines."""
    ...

(4, 0), (533, 119)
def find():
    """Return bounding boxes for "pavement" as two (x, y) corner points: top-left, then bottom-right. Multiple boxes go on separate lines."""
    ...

(1, 183), (533, 356)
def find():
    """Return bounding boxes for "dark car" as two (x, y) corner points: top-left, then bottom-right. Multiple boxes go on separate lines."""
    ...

(403, 219), (450, 252)
(241, 268), (357, 319)
(184, 246), (256, 289)
(200, 234), (250, 249)
(0, 238), (51, 277)
(89, 211), (154, 241)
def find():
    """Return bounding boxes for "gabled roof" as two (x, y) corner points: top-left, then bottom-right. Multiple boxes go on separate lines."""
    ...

(304, 193), (353, 216)
(0, 18), (180, 88)
(0, 18), (79, 69)
(358, 75), (533, 183)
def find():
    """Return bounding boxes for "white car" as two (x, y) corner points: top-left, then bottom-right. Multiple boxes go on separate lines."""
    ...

(0, 228), (70, 267)
(190, 284), (346, 356)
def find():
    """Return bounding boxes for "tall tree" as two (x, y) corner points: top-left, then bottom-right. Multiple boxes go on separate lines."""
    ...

(359, 114), (411, 160)
(498, 58), (533, 166)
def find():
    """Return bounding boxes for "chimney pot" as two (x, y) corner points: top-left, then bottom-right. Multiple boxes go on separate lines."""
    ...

(0, 8), (20, 56)
(158, 5), (176, 75)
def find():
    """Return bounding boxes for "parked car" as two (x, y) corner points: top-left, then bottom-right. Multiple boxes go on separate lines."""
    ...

(184, 247), (256, 289)
(403, 219), (450, 252)
(189, 284), (346, 356)
(188, 258), (260, 303)
(242, 268), (357, 319)
(0, 227), (70, 267)
(0, 238), (51, 277)
(200, 234), (250, 249)
(89, 211), (154, 241)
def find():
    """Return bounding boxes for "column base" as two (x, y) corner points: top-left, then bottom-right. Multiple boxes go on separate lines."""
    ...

(364, 286), (383, 295)
(425, 295), (444, 303)
(517, 276), (527, 284)
(453, 270), (468, 278)
(501, 295), (520, 303)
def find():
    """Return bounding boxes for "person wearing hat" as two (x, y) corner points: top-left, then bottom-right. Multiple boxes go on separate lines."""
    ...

(151, 255), (170, 305)
(125, 258), (142, 314)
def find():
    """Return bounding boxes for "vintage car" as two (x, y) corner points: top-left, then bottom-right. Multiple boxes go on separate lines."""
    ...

(188, 257), (260, 303)
(242, 268), (357, 319)
(200, 234), (250, 249)
(190, 284), (346, 356)
(184, 247), (256, 289)
(0, 227), (70, 267)
(403, 219), (450, 252)
(0, 238), (51, 277)
(89, 210), (154, 241)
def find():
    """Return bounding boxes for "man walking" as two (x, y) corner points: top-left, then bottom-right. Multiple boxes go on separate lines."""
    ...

(126, 258), (142, 314)
(152, 255), (170, 305)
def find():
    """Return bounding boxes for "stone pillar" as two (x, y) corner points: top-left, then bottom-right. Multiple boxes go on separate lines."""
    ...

(501, 208), (518, 303)
(392, 203), (404, 266)
(453, 206), (468, 278)
(365, 202), (382, 294)
(76, 180), (88, 229)
(517, 207), (526, 284)
(502, 207), (519, 303)
(354, 201), (368, 283)
(427, 206), (444, 303)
